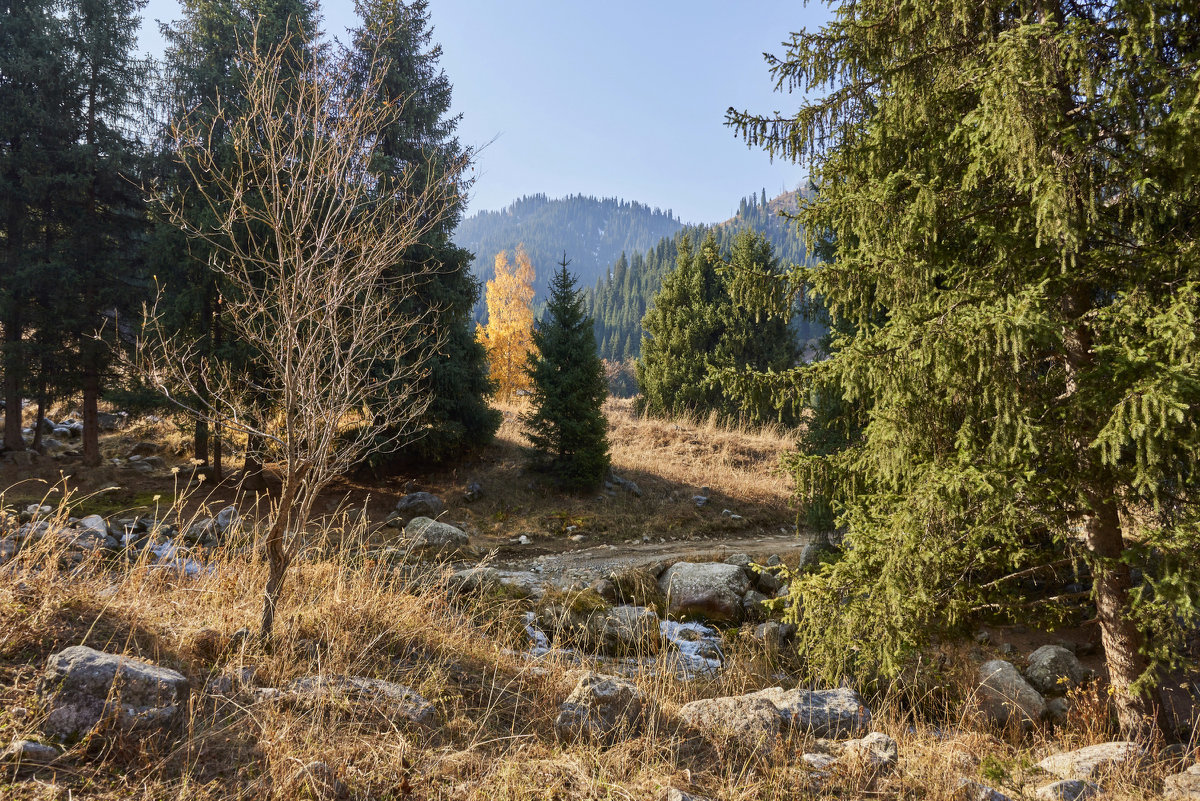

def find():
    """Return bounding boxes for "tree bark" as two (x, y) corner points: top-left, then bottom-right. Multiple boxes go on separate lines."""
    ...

(81, 365), (100, 467)
(194, 417), (209, 469)
(3, 307), (25, 451)
(259, 461), (311, 645)
(241, 433), (267, 492)
(1083, 493), (1169, 739)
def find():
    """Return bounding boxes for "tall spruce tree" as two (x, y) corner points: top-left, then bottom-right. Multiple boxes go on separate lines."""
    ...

(728, 0), (1200, 737)
(348, 0), (498, 466)
(521, 255), (609, 491)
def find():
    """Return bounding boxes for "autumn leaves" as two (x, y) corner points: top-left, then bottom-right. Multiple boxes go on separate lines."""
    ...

(476, 245), (537, 400)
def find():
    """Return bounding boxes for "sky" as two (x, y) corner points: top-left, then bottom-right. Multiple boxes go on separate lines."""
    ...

(138, 1), (830, 224)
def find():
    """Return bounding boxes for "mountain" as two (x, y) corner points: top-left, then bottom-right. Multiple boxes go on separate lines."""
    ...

(587, 188), (822, 365)
(453, 194), (685, 304)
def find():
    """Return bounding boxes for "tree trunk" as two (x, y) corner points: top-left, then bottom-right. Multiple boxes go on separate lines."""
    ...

(1084, 495), (1169, 739)
(258, 462), (311, 645)
(3, 307), (25, 451)
(31, 386), (45, 452)
(82, 365), (100, 467)
(241, 433), (267, 492)
(194, 417), (209, 469)
(213, 422), (223, 481)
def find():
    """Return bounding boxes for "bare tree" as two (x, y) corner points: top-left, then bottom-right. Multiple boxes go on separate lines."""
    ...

(140, 30), (464, 642)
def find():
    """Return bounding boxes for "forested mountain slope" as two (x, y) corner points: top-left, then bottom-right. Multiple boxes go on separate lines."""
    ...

(453, 194), (684, 302)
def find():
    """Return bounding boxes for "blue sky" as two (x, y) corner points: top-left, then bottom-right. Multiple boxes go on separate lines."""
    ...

(138, 1), (829, 224)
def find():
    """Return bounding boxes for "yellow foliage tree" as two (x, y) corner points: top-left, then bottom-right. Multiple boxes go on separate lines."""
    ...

(477, 244), (536, 400)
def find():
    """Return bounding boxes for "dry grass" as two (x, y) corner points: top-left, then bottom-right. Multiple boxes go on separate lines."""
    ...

(0, 493), (1188, 800)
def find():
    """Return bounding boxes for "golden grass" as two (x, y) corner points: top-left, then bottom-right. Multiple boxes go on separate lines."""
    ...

(0, 491), (1186, 800)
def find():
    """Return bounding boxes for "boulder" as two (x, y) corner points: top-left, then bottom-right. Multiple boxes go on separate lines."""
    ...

(1165, 771), (1200, 800)
(666, 790), (711, 801)
(976, 660), (1046, 728)
(678, 694), (780, 759)
(395, 492), (445, 520)
(1024, 645), (1087, 696)
(1034, 780), (1099, 801)
(659, 561), (751, 623)
(595, 605), (660, 656)
(1037, 741), (1145, 781)
(214, 505), (240, 536)
(285, 675), (435, 726)
(752, 621), (796, 650)
(403, 517), (470, 556)
(799, 540), (840, 570)
(841, 731), (899, 771)
(76, 515), (109, 538)
(38, 646), (189, 740)
(749, 686), (871, 738)
(554, 672), (642, 743)
(742, 589), (770, 622)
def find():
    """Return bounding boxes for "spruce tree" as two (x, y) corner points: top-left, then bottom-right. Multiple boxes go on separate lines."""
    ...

(521, 255), (609, 491)
(728, 0), (1200, 737)
(348, 0), (499, 465)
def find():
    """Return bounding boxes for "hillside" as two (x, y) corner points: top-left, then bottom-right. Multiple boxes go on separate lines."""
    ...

(587, 188), (823, 364)
(453, 194), (684, 303)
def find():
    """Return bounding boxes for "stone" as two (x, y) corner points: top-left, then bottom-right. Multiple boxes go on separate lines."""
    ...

(742, 589), (770, 622)
(955, 780), (1015, 801)
(76, 514), (109, 538)
(554, 672), (642, 743)
(395, 492), (445, 520)
(403, 517), (470, 556)
(1024, 645), (1087, 696)
(1, 739), (60, 764)
(285, 675), (435, 726)
(38, 646), (189, 740)
(799, 540), (840, 570)
(724, 552), (752, 570)
(752, 621), (796, 650)
(448, 566), (500, 595)
(749, 686), (872, 738)
(1, 538), (17, 563)
(594, 605), (660, 656)
(1046, 696), (1070, 724)
(214, 505), (240, 536)
(666, 790), (711, 801)
(463, 481), (483, 502)
(95, 411), (127, 431)
(678, 694), (780, 758)
(693, 495), (708, 507)
(842, 731), (899, 770)
(801, 752), (838, 772)
(754, 567), (782, 594)
(976, 660), (1046, 728)
(659, 561), (752, 623)
(1037, 741), (1145, 781)
(1165, 772), (1200, 800)
(1034, 780), (1100, 801)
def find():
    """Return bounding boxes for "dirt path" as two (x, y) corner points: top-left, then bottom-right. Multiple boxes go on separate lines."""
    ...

(489, 529), (814, 580)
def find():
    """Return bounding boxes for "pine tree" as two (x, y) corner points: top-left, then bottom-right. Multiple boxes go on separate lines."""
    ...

(477, 245), (536, 400)
(728, 0), (1200, 737)
(521, 254), (609, 490)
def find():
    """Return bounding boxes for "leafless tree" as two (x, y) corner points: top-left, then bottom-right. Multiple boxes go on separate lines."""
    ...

(139, 30), (465, 642)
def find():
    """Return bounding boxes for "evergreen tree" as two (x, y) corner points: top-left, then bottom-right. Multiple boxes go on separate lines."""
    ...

(728, 0), (1200, 737)
(348, 0), (498, 465)
(637, 230), (798, 425)
(521, 254), (609, 491)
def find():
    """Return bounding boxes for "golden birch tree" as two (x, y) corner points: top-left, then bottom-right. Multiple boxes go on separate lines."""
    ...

(477, 245), (536, 401)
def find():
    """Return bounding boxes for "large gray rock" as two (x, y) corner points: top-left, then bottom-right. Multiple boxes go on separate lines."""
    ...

(395, 492), (445, 520)
(1165, 771), (1200, 800)
(1037, 741), (1145, 781)
(554, 672), (642, 743)
(976, 660), (1046, 728)
(76, 515), (109, 538)
(955, 780), (1015, 801)
(1024, 645), (1087, 696)
(659, 562), (751, 623)
(38, 646), (189, 740)
(597, 605), (660, 656)
(285, 675), (435, 725)
(403, 517), (469, 556)
(666, 790), (712, 801)
(678, 694), (780, 759)
(749, 686), (872, 738)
